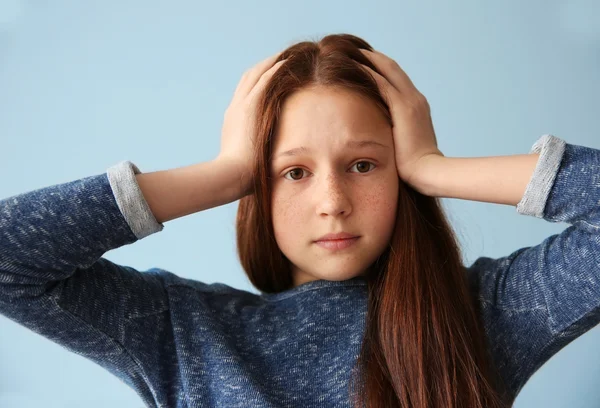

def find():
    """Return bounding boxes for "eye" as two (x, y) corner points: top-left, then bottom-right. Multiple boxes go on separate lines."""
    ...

(283, 168), (308, 181)
(350, 161), (376, 174)
(283, 161), (377, 181)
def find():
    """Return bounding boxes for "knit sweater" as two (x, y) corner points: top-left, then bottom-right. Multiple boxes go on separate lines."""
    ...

(1, 134), (599, 407)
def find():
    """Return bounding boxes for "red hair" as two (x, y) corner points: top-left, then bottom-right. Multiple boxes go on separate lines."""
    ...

(236, 33), (510, 408)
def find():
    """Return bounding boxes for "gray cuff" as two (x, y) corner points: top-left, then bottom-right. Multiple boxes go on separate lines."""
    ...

(516, 134), (567, 218)
(106, 161), (164, 239)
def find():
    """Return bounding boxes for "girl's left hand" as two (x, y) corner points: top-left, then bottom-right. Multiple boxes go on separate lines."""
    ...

(358, 49), (444, 190)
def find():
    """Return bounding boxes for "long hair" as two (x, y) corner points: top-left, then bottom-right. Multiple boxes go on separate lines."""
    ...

(235, 33), (511, 408)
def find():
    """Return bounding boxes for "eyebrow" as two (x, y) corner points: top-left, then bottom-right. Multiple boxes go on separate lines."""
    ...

(274, 140), (389, 160)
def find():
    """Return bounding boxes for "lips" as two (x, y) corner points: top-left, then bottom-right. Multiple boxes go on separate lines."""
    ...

(314, 236), (360, 250)
(315, 232), (359, 242)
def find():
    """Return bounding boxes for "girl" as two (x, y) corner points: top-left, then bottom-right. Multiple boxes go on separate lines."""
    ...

(1, 33), (598, 408)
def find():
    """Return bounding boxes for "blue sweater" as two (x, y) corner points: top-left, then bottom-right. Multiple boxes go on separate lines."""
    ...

(1, 134), (599, 407)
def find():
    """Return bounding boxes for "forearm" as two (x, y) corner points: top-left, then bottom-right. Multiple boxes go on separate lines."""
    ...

(136, 158), (245, 224)
(413, 153), (541, 206)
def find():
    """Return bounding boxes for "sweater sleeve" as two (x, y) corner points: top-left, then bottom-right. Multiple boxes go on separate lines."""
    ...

(0, 161), (168, 402)
(465, 134), (600, 400)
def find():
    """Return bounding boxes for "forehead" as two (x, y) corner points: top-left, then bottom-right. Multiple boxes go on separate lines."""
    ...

(272, 86), (390, 150)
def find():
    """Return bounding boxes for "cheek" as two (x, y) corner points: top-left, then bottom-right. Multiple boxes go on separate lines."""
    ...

(271, 177), (399, 240)
(361, 181), (399, 230)
(271, 193), (305, 241)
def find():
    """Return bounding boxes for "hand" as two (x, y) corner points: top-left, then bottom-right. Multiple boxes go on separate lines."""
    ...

(358, 49), (444, 191)
(217, 53), (287, 197)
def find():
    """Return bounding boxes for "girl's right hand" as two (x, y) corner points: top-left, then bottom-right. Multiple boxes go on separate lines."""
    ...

(217, 53), (287, 197)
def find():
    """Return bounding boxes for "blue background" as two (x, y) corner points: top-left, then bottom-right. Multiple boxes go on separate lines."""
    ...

(1, 1), (599, 406)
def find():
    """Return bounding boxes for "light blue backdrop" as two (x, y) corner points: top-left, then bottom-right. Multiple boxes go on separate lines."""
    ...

(1, 1), (599, 407)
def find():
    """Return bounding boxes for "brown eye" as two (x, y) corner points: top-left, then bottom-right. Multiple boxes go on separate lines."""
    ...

(283, 161), (376, 182)
(352, 161), (376, 173)
(284, 168), (306, 181)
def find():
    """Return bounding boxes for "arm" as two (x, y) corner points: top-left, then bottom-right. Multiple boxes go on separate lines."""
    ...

(135, 158), (247, 224)
(415, 134), (600, 400)
(412, 152), (541, 206)
(0, 158), (243, 403)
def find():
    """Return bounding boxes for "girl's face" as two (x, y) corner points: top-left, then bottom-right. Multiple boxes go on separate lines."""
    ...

(269, 86), (399, 287)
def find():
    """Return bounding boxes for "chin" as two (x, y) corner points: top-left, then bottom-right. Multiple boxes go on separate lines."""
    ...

(320, 270), (364, 282)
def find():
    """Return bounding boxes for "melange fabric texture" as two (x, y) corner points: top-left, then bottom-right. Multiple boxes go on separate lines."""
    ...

(0, 134), (599, 407)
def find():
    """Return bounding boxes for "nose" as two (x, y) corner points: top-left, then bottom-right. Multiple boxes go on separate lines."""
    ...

(315, 172), (352, 218)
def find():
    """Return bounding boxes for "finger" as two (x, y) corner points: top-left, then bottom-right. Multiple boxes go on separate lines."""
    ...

(363, 49), (418, 92)
(360, 63), (399, 110)
(236, 52), (284, 98)
(360, 49), (419, 95)
(246, 59), (287, 101)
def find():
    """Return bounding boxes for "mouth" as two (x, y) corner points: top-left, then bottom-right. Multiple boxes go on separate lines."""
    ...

(314, 237), (360, 250)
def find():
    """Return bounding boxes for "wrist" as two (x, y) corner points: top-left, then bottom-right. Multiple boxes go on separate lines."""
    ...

(213, 156), (253, 200)
(403, 154), (447, 196)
